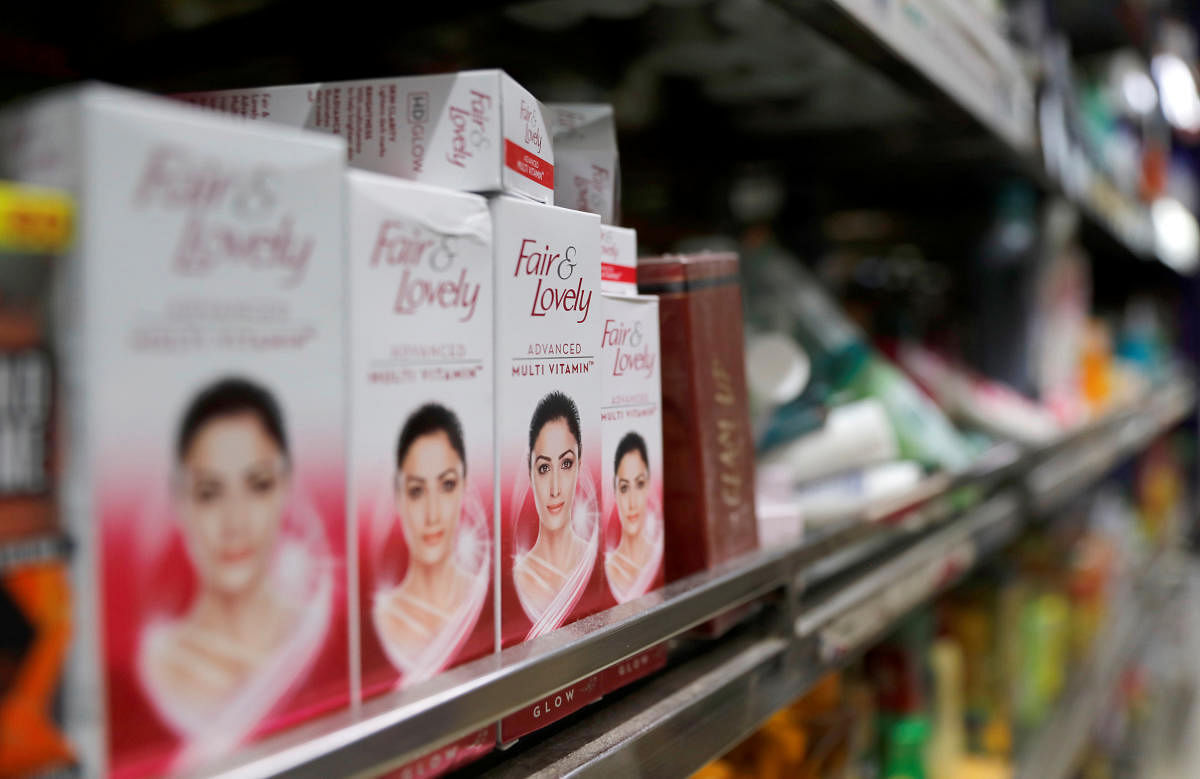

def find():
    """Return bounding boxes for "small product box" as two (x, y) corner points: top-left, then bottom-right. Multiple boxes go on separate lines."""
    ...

(0, 183), (67, 546)
(347, 171), (494, 708)
(178, 70), (555, 204)
(599, 224), (637, 296)
(597, 289), (666, 695)
(490, 195), (606, 741)
(637, 253), (758, 593)
(0, 85), (350, 778)
(545, 104), (618, 224)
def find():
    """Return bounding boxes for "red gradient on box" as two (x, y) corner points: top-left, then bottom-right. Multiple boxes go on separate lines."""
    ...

(600, 476), (664, 577)
(497, 450), (609, 741)
(503, 140), (554, 188)
(600, 643), (667, 694)
(499, 673), (602, 741)
(100, 458), (348, 779)
(356, 461), (495, 699)
(600, 263), (636, 285)
(498, 454), (612, 648)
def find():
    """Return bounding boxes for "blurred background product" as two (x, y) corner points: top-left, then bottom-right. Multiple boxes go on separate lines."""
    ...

(698, 442), (1197, 779)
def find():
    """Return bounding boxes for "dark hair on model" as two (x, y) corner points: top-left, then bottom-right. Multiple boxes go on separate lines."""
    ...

(396, 403), (467, 476)
(613, 431), (649, 478)
(528, 391), (582, 467)
(177, 377), (288, 462)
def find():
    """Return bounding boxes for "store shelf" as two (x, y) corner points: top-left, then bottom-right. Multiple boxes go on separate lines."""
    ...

(801, 0), (1035, 152)
(485, 630), (797, 778)
(194, 380), (1193, 779)
(796, 490), (1021, 652)
(486, 489), (1022, 779)
(493, 521), (1188, 779)
(1014, 605), (1141, 779)
(1014, 554), (1185, 779)
(1028, 378), (1196, 515)
(790, 0), (1180, 269)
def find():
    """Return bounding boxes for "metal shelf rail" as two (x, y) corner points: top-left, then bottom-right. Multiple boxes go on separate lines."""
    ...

(809, 0), (1035, 153)
(187, 378), (1194, 779)
(791, 0), (1176, 268)
(493, 512), (1177, 779)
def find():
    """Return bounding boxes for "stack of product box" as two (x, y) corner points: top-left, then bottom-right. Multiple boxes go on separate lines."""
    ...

(0, 67), (692, 777)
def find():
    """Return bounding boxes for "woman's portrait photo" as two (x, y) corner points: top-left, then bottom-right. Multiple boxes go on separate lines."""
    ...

(372, 403), (489, 685)
(604, 431), (663, 603)
(512, 391), (598, 638)
(138, 377), (332, 760)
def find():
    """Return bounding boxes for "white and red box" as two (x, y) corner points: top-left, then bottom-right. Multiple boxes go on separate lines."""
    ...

(597, 290), (666, 695)
(0, 84), (349, 778)
(490, 195), (606, 741)
(178, 70), (555, 204)
(546, 103), (618, 224)
(599, 224), (637, 296)
(347, 171), (495, 707)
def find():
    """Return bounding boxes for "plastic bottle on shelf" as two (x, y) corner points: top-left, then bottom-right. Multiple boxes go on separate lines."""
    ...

(1117, 297), (1167, 385)
(942, 587), (1011, 759)
(1080, 318), (1115, 412)
(740, 234), (865, 451)
(882, 717), (930, 779)
(926, 640), (967, 779)
(846, 356), (975, 474)
(970, 183), (1038, 395)
(741, 236), (973, 474)
(1029, 210), (1092, 427)
(744, 328), (823, 451)
(1016, 589), (1070, 730)
(758, 398), (899, 486)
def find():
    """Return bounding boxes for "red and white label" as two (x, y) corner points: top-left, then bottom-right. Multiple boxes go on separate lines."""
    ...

(601, 643), (667, 694)
(598, 225), (637, 296)
(601, 262), (637, 285)
(504, 139), (555, 188)
(499, 673), (602, 740)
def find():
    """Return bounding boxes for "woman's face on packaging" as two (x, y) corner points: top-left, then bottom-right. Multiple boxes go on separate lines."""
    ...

(531, 418), (579, 534)
(615, 450), (649, 539)
(178, 412), (288, 598)
(396, 431), (464, 568)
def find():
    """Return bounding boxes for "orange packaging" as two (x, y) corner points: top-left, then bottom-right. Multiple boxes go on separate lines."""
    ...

(0, 561), (74, 775)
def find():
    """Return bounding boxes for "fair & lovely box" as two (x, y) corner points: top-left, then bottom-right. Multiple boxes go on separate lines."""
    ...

(347, 171), (495, 706)
(490, 195), (606, 741)
(0, 84), (349, 778)
(599, 224), (637, 296)
(177, 70), (554, 204)
(546, 103), (618, 224)
(597, 284), (666, 695)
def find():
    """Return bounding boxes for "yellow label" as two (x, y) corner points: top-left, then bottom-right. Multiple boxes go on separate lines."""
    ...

(0, 182), (74, 253)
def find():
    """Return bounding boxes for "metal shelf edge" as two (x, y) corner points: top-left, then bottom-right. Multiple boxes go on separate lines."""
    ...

(480, 495), (1023, 777)
(801, 0), (1176, 267)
